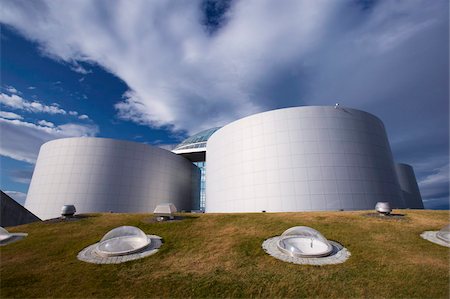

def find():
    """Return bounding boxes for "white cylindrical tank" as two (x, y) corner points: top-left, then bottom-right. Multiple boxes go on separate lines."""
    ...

(395, 163), (424, 209)
(25, 138), (200, 219)
(206, 106), (403, 212)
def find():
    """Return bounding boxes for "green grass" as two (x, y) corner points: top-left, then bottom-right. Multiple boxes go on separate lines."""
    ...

(1, 210), (449, 298)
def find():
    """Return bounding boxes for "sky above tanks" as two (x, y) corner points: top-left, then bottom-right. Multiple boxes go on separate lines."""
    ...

(0, 0), (448, 209)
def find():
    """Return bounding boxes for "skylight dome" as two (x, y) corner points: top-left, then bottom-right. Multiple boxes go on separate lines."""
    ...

(437, 225), (450, 243)
(277, 226), (333, 258)
(0, 227), (11, 242)
(0, 226), (28, 246)
(95, 226), (150, 257)
(173, 127), (221, 151)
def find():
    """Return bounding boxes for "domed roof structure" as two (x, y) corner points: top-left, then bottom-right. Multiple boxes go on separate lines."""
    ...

(0, 226), (28, 246)
(437, 224), (450, 243)
(277, 226), (333, 258)
(173, 127), (221, 152)
(95, 226), (150, 257)
(0, 227), (11, 242)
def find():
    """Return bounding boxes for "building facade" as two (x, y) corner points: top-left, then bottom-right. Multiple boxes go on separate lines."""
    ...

(172, 127), (220, 210)
(26, 138), (200, 219)
(395, 163), (424, 209)
(205, 106), (414, 212)
(25, 106), (424, 218)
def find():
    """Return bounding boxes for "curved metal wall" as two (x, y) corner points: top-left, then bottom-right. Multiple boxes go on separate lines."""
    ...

(395, 163), (424, 209)
(206, 106), (404, 212)
(25, 138), (200, 219)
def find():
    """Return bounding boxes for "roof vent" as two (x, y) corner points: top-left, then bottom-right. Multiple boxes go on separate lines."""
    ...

(375, 202), (391, 215)
(154, 203), (177, 221)
(61, 205), (76, 218)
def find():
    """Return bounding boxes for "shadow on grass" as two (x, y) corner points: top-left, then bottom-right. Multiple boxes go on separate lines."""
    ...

(140, 214), (200, 224)
(362, 212), (408, 221)
(43, 213), (99, 224)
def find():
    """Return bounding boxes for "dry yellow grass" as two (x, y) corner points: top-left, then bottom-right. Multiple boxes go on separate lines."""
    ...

(1, 210), (449, 298)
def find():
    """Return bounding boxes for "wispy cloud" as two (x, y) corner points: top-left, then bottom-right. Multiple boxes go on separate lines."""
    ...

(10, 168), (34, 184)
(5, 85), (19, 94)
(418, 163), (449, 200)
(0, 87), (91, 120)
(0, 117), (99, 163)
(70, 62), (92, 75)
(37, 119), (55, 127)
(0, 0), (446, 135)
(0, 92), (67, 114)
(0, 111), (23, 120)
(4, 190), (27, 205)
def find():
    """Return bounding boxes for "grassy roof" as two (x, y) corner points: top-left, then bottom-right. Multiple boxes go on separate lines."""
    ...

(1, 210), (449, 298)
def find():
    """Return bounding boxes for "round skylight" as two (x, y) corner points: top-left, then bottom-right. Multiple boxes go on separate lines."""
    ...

(436, 224), (450, 243)
(277, 226), (333, 258)
(0, 227), (12, 242)
(95, 226), (151, 257)
(0, 227), (28, 246)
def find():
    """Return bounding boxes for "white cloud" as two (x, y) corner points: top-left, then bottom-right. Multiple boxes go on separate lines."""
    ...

(0, 118), (99, 163)
(10, 168), (33, 184)
(0, 0), (446, 135)
(4, 191), (27, 206)
(5, 85), (19, 94)
(0, 111), (23, 120)
(70, 62), (92, 74)
(418, 163), (449, 199)
(27, 86), (36, 90)
(0, 90), (90, 120)
(37, 120), (55, 127)
(0, 92), (67, 114)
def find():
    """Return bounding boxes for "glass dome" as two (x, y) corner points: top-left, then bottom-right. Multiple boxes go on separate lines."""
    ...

(277, 226), (333, 258)
(173, 127), (221, 151)
(0, 227), (11, 242)
(95, 226), (150, 257)
(436, 224), (450, 243)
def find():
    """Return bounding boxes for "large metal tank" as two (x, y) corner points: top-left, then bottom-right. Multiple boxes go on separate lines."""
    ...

(25, 137), (200, 219)
(206, 106), (404, 212)
(395, 163), (424, 209)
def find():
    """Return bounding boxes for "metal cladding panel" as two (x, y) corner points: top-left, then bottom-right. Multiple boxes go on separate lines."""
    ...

(25, 137), (200, 220)
(206, 106), (404, 212)
(395, 163), (424, 209)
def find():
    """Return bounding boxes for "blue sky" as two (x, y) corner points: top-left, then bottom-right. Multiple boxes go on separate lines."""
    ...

(0, 0), (448, 209)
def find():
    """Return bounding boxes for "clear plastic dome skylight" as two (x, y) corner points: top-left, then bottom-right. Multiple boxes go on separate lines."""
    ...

(0, 227), (12, 242)
(277, 226), (333, 258)
(0, 226), (28, 246)
(436, 224), (450, 243)
(95, 226), (151, 257)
